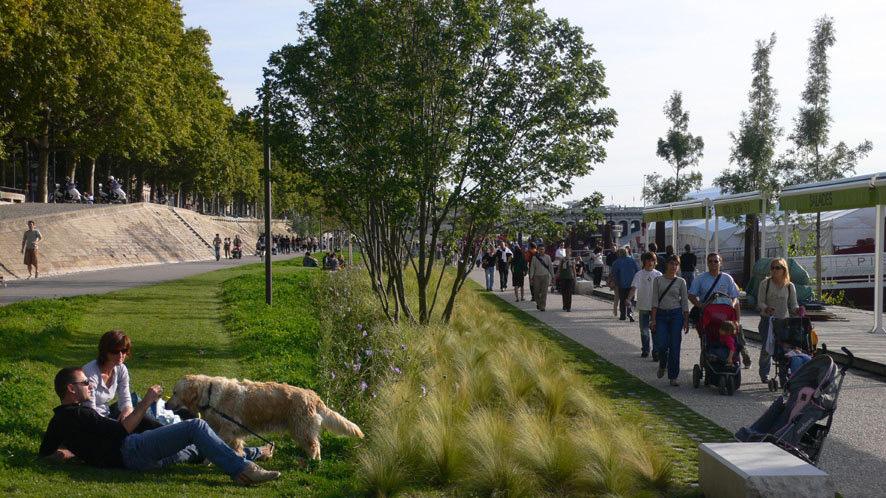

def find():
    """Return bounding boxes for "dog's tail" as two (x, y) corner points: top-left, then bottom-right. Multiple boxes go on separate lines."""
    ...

(318, 403), (364, 438)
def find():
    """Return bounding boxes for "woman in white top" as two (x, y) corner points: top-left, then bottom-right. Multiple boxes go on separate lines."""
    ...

(756, 257), (800, 384)
(82, 330), (134, 420)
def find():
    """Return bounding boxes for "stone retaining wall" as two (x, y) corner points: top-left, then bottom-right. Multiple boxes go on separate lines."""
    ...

(0, 203), (291, 279)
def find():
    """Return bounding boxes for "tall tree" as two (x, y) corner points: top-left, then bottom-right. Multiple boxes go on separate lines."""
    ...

(715, 33), (782, 285)
(265, 0), (616, 324)
(642, 91), (704, 249)
(780, 16), (873, 297)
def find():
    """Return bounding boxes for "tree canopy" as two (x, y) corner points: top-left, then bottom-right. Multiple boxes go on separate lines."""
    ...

(264, 0), (616, 323)
(0, 0), (262, 209)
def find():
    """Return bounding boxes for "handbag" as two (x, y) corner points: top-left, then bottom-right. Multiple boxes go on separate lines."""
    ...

(689, 273), (722, 325)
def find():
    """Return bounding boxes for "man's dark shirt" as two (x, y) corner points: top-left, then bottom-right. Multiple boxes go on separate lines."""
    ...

(680, 252), (697, 272)
(605, 251), (618, 267)
(39, 404), (128, 468)
(303, 256), (318, 267)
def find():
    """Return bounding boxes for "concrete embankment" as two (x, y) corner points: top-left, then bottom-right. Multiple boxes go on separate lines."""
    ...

(0, 203), (289, 279)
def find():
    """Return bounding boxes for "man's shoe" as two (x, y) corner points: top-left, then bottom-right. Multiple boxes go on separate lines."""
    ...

(669, 379), (680, 387)
(651, 351), (659, 362)
(619, 316), (626, 321)
(628, 316), (635, 323)
(760, 376), (769, 384)
(641, 352), (649, 358)
(236, 462), (281, 486)
(657, 367), (665, 379)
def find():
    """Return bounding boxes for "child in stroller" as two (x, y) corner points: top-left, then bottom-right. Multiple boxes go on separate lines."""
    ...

(692, 299), (744, 395)
(736, 347), (853, 465)
(763, 317), (816, 392)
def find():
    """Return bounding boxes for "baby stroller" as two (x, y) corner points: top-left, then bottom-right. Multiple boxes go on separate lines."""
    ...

(691, 295), (743, 395)
(735, 347), (853, 465)
(764, 317), (816, 392)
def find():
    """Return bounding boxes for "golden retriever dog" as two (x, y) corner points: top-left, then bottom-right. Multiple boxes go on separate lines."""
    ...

(166, 374), (363, 460)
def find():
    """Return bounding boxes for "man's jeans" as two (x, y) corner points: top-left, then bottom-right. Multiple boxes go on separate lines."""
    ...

(485, 266), (495, 290)
(681, 271), (694, 290)
(498, 265), (509, 290)
(121, 419), (250, 478)
(638, 310), (652, 355)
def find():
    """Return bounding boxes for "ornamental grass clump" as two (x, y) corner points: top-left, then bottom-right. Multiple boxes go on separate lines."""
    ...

(353, 275), (674, 496)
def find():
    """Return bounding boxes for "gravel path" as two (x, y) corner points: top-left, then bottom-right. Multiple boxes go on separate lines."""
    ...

(470, 270), (886, 497)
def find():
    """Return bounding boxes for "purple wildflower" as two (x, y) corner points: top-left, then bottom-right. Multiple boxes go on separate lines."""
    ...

(352, 362), (361, 373)
(360, 381), (368, 392)
(356, 323), (364, 331)
(362, 330), (368, 338)
(390, 366), (402, 375)
(364, 348), (373, 357)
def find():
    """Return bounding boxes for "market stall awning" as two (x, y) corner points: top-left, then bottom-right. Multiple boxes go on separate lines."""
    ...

(643, 199), (708, 222)
(712, 191), (767, 217)
(779, 173), (886, 214)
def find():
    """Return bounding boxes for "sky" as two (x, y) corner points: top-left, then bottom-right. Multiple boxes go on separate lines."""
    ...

(182, 0), (886, 207)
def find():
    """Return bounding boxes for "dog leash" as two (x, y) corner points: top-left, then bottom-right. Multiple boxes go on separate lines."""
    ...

(198, 383), (276, 447)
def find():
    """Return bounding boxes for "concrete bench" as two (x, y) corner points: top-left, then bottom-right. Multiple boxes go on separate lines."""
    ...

(699, 442), (834, 498)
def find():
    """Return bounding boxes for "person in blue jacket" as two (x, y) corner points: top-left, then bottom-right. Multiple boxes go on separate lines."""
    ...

(611, 247), (640, 321)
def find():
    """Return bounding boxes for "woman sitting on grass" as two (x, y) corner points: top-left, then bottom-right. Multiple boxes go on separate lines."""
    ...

(82, 331), (161, 432)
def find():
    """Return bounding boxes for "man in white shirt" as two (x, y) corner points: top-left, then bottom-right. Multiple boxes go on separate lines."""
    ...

(494, 240), (513, 291)
(629, 252), (662, 359)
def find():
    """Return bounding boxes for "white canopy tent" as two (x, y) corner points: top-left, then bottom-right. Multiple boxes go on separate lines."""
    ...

(779, 172), (886, 335)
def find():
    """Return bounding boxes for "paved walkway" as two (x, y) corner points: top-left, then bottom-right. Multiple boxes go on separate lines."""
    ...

(471, 270), (886, 498)
(0, 254), (295, 305)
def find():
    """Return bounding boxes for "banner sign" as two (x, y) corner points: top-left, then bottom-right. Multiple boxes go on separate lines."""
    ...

(779, 186), (884, 213)
(715, 198), (764, 217)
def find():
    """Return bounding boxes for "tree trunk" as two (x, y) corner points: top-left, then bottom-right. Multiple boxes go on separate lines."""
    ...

(655, 220), (665, 250)
(67, 155), (78, 182)
(815, 212), (822, 299)
(37, 119), (50, 203)
(86, 157), (96, 198)
(741, 214), (757, 287)
(135, 174), (144, 203)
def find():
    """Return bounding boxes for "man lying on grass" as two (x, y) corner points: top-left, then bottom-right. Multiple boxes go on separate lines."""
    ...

(38, 367), (280, 486)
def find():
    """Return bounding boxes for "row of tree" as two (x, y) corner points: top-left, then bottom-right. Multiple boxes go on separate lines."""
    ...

(0, 0), (262, 207)
(644, 16), (872, 290)
(263, 0), (617, 323)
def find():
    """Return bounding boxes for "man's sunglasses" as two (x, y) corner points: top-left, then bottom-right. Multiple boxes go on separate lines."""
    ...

(71, 380), (91, 387)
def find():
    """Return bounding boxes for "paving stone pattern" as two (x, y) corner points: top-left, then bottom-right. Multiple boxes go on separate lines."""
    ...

(470, 269), (886, 498)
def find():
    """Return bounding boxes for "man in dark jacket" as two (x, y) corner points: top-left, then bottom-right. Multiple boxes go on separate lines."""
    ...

(39, 367), (279, 486)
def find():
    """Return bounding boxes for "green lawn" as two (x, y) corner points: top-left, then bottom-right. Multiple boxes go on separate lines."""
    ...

(0, 260), (359, 497)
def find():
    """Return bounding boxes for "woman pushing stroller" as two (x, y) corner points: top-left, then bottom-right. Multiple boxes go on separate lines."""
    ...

(757, 257), (800, 385)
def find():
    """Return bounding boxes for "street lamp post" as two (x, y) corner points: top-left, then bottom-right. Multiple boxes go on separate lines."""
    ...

(262, 84), (272, 305)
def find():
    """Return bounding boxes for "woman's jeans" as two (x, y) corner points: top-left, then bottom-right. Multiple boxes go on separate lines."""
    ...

(655, 307), (684, 380)
(484, 266), (495, 290)
(758, 316), (773, 379)
(121, 419), (258, 478)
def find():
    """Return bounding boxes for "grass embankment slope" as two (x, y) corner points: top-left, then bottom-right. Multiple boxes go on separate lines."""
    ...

(0, 258), (731, 497)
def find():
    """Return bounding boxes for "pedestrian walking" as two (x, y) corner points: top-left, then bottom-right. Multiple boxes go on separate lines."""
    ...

(529, 244), (554, 311)
(651, 255), (690, 386)
(611, 248), (639, 321)
(629, 252), (662, 359)
(680, 244), (697, 289)
(756, 257), (800, 384)
(526, 242), (538, 301)
(212, 234), (222, 261)
(481, 246), (496, 291)
(511, 243), (527, 302)
(21, 220), (43, 279)
(688, 253), (749, 367)
(591, 246), (604, 287)
(559, 249), (577, 312)
(223, 238), (231, 259)
(495, 241), (513, 291)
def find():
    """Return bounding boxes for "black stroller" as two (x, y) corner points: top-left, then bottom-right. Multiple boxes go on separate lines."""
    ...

(735, 347), (853, 465)
(764, 317), (816, 392)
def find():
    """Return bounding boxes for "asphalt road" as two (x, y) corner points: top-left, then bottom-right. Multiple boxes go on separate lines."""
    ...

(0, 254), (296, 305)
(470, 270), (886, 498)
